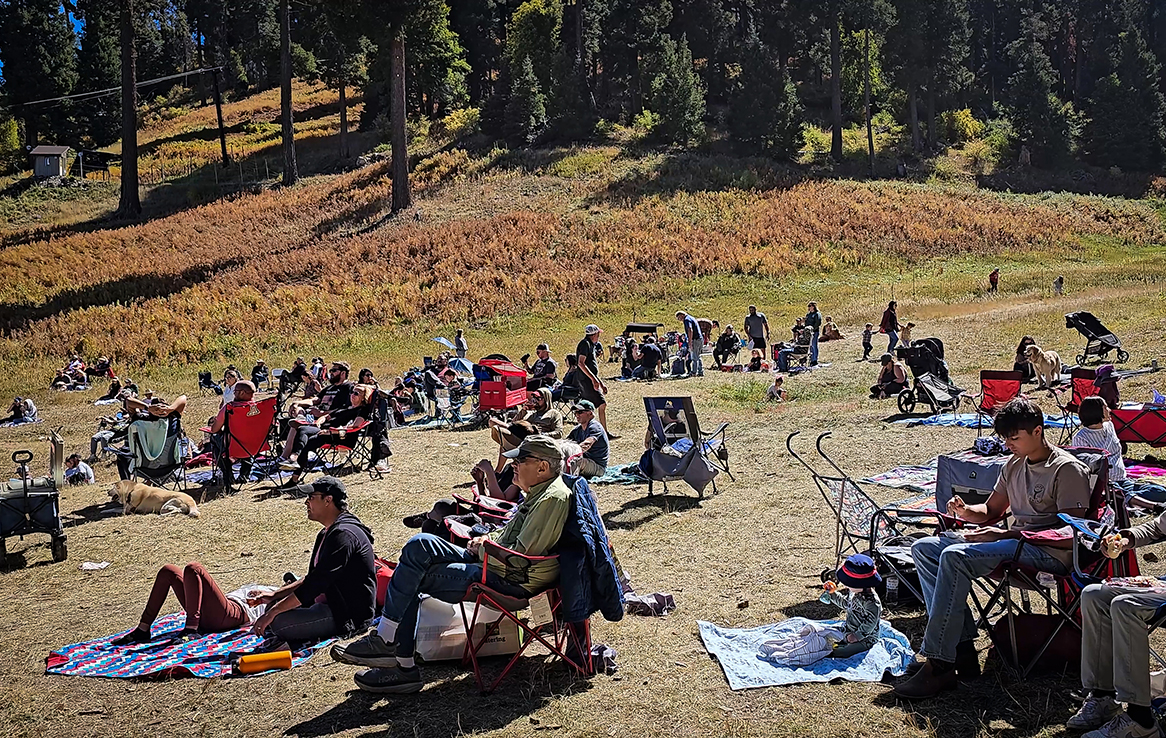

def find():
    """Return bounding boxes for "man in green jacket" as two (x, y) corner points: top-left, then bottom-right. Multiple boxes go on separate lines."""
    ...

(331, 435), (572, 694)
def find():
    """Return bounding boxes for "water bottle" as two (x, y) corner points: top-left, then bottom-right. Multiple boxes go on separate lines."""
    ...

(885, 575), (899, 603)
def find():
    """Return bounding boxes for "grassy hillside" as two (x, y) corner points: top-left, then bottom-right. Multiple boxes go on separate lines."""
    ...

(1, 83), (1163, 387)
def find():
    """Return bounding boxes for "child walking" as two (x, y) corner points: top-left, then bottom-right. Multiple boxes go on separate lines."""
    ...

(861, 323), (874, 361)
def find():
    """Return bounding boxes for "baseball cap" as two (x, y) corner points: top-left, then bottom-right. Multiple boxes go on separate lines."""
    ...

(295, 475), (348, 504)
(570, 399), (597, 413)
(584, 324), (602, 336)
(502, 435), (564, 462)
(331, 361), (351, 372)
(536, 343), (550, 351)
(234, 380), (256, 394)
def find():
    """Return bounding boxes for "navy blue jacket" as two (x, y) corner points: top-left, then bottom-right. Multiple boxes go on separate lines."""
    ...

(557, 476), (625, 623)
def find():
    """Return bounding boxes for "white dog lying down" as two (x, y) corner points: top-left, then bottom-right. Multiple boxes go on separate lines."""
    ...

(1024, 344), (1062, 389)
(109, 479), (200, 517)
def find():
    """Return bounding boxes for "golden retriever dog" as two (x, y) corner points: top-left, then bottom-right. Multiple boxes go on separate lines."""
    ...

(1024, 344), (1062, 389)
(109, 479), (200, 518)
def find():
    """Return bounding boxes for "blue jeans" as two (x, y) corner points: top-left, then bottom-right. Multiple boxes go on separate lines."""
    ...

(911, 535), (1067, 662)
(810, 331), (819, 363)
(886, 330), (898, 354)
(777, 348), (797, 372)
(382, 533), (528, 654)
(631, 365), (656, 380)
(687, 338), (704, 376)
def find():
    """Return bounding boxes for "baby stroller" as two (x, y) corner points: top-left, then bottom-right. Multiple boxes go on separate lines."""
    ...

(895, 338), (964, 415)
(1066, 311), (1129, 365)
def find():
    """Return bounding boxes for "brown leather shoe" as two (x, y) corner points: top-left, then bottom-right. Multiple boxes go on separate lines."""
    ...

(893, 660), (959, 700)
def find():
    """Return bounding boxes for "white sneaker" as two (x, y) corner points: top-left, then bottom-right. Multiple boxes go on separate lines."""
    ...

(1068, 696), (1122, 730)
(1083, 713), (1162, 738)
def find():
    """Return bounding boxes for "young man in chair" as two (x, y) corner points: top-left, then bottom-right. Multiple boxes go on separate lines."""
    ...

(331, 435), (572, 694)
(893, 397), (1092, 699)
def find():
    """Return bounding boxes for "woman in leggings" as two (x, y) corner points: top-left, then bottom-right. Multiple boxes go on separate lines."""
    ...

(113, 562), (274, 644)
(275, 384), (374, 489)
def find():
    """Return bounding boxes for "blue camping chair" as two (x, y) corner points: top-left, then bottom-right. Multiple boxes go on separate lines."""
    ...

(640, 396), (732, 497)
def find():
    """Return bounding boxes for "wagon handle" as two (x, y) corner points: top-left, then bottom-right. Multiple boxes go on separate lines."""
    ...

(12, 450), (33, 465)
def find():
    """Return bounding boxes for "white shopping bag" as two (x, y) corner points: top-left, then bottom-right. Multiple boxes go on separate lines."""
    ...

(414, 596), (522, 663)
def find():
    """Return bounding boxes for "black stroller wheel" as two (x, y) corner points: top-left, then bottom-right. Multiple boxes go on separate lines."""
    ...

(897, 390), (916, 415)
(1117, 350), (1130, 363)
(1076, 354), (1086, 366)
(51, 535), (67, 563)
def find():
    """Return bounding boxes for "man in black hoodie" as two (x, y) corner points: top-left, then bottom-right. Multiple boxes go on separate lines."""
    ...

(250, 477), (376, 645)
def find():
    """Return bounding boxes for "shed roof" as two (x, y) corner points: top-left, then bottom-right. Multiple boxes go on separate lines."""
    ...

(30, 145), (71, 157)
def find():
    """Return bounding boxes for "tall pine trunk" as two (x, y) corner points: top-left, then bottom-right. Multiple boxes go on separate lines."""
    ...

(390, 31), (411, 213)
(280, 0), (298, 186)
(830, 16), (843, 162)
(339, 74), (349, 159)
(196, 19), (207, 107)
(864, 28), (875, 176)
(116, 0), (141, 218)
(926, 83), (937, 151)
(908, 83), (921, 153)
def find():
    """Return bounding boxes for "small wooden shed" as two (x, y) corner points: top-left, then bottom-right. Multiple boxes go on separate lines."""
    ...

(30, 145), (71, 178)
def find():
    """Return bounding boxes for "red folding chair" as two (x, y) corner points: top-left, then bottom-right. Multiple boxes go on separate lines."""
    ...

(205, 397), (280, 494)
(1051, 367), (1099, 442)
(964, 370), (1024, 436)
(314, 418), (379, 478)
(460, 539), (593, 694)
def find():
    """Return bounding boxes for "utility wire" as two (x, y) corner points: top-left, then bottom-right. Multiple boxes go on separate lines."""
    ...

(13, 66), (225, 109)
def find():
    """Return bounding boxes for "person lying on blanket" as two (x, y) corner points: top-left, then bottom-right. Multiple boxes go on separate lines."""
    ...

(893, 397), (1091, 700)
(113, 563), (277, 645)
(331, 435), (572, 695)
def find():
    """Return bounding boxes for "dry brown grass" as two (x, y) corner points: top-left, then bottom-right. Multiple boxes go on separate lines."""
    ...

(2, 285), (1165, 738)
(1, 148), (1161, 370)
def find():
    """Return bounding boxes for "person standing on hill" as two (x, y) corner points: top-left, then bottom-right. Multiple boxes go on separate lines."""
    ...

(454, 329), (468, 359)
(1053, 275), (1065, 296)
(880, 300), (900, 354)
(805, 302), (823, 366)
(744, 305), (770, 355)
(677, 310), (704, 378)
(989, 268), (1000, 294)
(575, 324), (617, 438)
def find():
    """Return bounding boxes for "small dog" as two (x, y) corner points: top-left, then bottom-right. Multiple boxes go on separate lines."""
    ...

(109, 479), (200, 517)
(1024, 344), (1062, 389)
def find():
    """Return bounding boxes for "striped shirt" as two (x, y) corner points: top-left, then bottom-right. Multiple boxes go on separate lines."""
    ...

(1072, 423), (1126, 482)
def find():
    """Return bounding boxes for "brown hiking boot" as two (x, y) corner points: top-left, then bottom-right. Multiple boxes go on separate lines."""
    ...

(893, 660), (958, 700)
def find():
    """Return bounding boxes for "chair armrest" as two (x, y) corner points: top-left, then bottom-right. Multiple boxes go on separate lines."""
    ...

(700, 422), (729, 440)
(480, 539), (558, 584)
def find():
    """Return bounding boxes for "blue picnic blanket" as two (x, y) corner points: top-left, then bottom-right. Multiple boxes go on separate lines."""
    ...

(697, 617), (914, 690)
(46, 612), (334, 679)
(893, 412), (1071, 429)
(592, 462), (649, 486)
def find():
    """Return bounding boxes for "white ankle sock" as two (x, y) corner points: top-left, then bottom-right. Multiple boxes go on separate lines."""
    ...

(376, 619), (398, 642)
(397, 656), (415, 669)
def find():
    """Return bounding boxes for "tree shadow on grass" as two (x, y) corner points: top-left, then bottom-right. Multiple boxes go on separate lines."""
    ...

(284, 663), (594, 738)
(601, 493), (703, 532)
(582, 151), (810, 208)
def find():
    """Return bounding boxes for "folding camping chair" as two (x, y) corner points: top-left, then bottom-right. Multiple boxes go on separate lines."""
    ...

(315, 418), (376, 477)
(459, 474), (617, 693)
(207, 397), (281, 494)
(787, 430), (938, 606)
(118, 417), (188, 491)
(1051, 367), (1100, 442)
(966, 448), (1126, 676)
(965, 370), (1024, 436)
(197, 371), (221, 397)
(642, 397), (732, 497)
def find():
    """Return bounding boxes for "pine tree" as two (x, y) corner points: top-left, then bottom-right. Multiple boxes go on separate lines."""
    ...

(76, 0), (123, 147)
(0, 0), (79, 146)
(505, 0), (563, 101)
(1081, 27), (1166, 171)
(729, 39), (805, 159)
(408, 0), (473, 117)
(1005, 13), (1072, 167)
(505, 55), (548, 145)
(648, 34), (705, 145)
